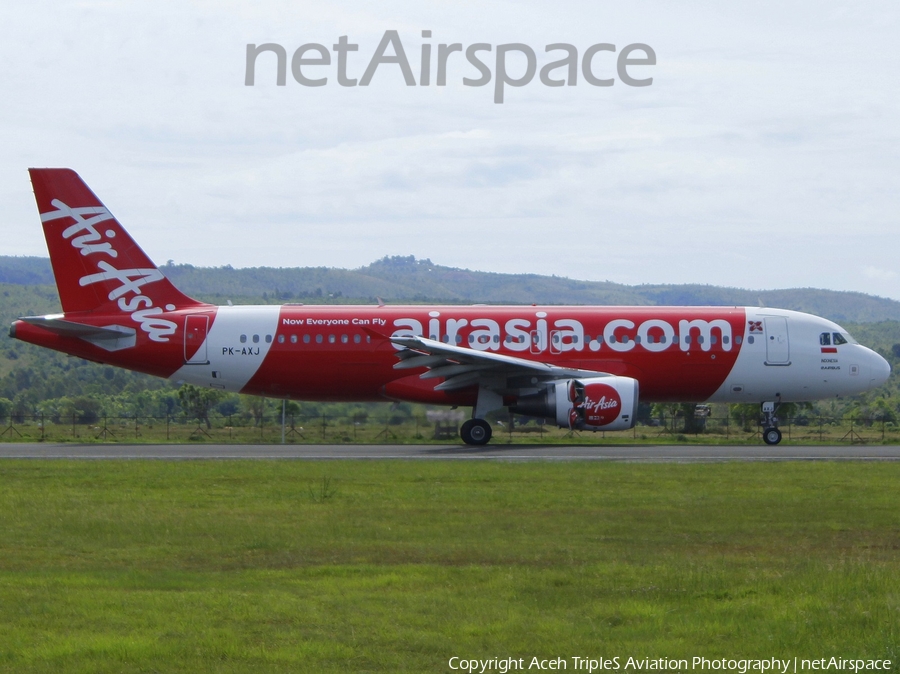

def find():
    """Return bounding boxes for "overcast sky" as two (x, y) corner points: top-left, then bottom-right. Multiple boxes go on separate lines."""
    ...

(2, 0), (898, 300)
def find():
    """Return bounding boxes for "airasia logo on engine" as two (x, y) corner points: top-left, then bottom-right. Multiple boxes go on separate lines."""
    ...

(578, 383), (621, 427)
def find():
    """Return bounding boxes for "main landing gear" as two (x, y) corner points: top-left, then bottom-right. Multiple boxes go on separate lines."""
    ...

(460, 388), (501, 446)
(761, 401), (782, 445)
(460, 418), (492, 446)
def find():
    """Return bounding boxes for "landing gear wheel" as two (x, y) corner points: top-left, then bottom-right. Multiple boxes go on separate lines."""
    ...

(460, 418), (492, 446)
(763, 427), (782, 445)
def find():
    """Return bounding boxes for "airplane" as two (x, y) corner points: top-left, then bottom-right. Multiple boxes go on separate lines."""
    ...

(9, 169), (892, 446)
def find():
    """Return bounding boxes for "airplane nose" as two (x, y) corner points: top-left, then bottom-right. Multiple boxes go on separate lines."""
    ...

(871, 350), (891, 387)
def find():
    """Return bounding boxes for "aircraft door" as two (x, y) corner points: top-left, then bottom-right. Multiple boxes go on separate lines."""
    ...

(764, 316), (790, 365)
(549, 330), (563, 354)
(184, 314), (209, 364)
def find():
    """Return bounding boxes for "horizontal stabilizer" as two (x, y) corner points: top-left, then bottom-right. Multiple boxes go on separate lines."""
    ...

(19, 315), (137, 352)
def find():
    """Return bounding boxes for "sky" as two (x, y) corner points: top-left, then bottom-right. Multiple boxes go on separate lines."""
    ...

(2, 0), (898, 300)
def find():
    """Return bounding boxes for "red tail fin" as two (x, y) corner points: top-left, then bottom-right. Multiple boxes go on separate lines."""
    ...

(29, 168), (202, 315)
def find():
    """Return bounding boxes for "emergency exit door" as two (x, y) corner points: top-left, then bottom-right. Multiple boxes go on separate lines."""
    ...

(764, 316), (790, 365)
(184, 314), (209, 364)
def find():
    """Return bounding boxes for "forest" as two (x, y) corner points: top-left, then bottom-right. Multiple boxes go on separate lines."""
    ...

(0, 255), (898, 433)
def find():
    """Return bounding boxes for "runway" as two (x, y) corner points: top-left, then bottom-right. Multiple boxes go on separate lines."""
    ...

(0, 443), (898, 461)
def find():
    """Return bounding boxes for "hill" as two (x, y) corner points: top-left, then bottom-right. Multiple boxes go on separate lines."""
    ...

(0, 256), (900, 323)
(0, 254), (898, 323)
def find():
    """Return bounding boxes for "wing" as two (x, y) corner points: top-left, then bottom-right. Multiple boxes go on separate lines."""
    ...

(390, 334), (611, 393)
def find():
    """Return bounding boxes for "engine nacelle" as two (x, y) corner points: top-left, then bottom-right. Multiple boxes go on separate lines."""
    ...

(510, 376), (639, 432)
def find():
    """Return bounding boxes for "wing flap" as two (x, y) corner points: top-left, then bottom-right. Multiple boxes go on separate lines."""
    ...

(389, 334), (611, 393)
(393, 353), (456, 370)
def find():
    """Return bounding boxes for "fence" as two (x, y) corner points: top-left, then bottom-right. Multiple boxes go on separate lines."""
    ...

(0, 413), (897, 445)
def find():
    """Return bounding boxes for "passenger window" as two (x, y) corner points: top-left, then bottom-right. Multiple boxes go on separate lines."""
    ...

(265, 335), (272, 343)
(315, 334), (323, 344)
(723, 336), (729, 345)
(820, 332), (831, 346)
(252, 335), (259, 344)
(303, 334), (310, 344)
(341, 334), (348, 344)
(354, 334), (361, 344)
(328, 334), (336, 344)
(711, 335), (717, 345)
(277, 334), (285, 344)
(748, 335), (755, 344)
(240, 334), (247, 343)
(290, 334), (298, 344)
(735, 335), (742, 345)
(833, 333), (847, 345)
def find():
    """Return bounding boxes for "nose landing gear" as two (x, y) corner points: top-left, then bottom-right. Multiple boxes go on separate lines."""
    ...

(761, 401), (782, 445)
(763, 426), (783, 445)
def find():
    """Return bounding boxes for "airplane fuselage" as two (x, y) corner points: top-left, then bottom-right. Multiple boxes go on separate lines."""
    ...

(14, 303), (888, 406)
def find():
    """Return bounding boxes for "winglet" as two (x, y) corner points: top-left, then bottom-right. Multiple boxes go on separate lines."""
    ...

(361, 325), (390, 342)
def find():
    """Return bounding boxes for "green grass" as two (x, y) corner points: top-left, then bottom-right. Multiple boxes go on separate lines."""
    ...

(0, 461), (897, 672)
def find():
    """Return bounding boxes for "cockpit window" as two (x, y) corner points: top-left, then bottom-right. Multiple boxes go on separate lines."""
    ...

(832, 333), (848, 346)
(819, 332), (831, 346)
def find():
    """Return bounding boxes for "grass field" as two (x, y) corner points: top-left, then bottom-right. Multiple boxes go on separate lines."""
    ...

(0, 461), (897, 673)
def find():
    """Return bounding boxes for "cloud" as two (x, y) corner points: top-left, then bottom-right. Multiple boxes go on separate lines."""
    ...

(864, 267), (898, 283)
(2, 0), (899, 299)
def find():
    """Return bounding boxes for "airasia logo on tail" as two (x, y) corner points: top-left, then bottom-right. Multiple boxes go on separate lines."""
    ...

(42, 199), (178, 343)
(42, 199), (118, 259)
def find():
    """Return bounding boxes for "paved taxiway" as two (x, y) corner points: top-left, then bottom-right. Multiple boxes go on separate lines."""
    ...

(0, 444), (898, 461)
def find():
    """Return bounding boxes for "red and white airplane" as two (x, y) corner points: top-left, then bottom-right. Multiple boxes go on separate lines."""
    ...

(10, 169), (891, 445)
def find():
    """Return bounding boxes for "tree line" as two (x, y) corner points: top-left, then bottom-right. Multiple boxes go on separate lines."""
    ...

(0, 279), (897, 429)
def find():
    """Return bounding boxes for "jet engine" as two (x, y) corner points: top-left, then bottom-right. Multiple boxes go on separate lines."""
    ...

(510, 376), (639, 431)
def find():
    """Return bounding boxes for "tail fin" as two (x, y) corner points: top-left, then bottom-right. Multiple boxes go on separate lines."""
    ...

(29, 168), (202, 314)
